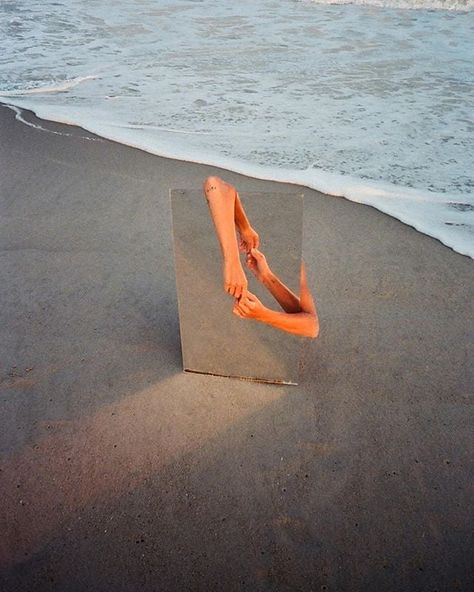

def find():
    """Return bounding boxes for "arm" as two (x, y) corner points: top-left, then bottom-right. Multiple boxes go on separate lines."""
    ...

(234, 262), (319, 339)
(234, 190), (251, 235)
(233, 291), (319, 338)
(260, 268), (301, 314)
(234, 190), (259, 252)
(245, 248), (301, 313)
(203, 176), (247, 298)
(299, 262), (317, 317)
(203, 178), (240, 265)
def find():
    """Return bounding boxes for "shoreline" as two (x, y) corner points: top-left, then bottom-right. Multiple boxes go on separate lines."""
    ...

(2, 99), (472, 259)
(1, 102), (473, 591)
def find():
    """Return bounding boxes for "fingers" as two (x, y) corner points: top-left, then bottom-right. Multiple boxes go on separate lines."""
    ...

(233, 302), (246, 318)
(243, 291), (256, 303)
(233, 291), (259, 320)
(225, 282), (247, 299)
(240, 235), (259, 253)
(233, 297), (245, 318)
(225, 283), (238, 298)
(235, 292), (256, 314)
(251, 247), (263, 260)
(235, 283), (248, 300)
(238, 300), (250, 314)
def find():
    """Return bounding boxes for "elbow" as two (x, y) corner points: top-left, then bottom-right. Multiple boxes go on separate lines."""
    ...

(287, 313), (319, 338)
(305, 315), (319, 339)
(203, 175), (223, 195)
(204, 175), (222, 186)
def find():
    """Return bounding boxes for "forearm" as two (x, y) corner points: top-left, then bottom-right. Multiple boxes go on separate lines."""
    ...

(205, 189), (239, 262)
(262, 271), (301, 314)
(234, 191), (251, 232)
(256, 306), (319, 338)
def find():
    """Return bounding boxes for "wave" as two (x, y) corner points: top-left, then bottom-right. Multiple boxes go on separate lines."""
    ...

(0, 75), (99, 97)
(300, 0), (474, 10)
(6, 104), (104, 142)
(1, 100), (473, 259)
(106, 122), (214, 135)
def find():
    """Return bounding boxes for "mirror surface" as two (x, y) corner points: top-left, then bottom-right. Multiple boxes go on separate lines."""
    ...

(171, 189), (303, 384)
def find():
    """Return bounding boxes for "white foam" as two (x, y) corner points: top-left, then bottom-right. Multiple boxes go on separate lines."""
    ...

(302, 0), (474, 9)
(6, 104), (104, 142)
(0, 75), (99, 96)
(3, 99), (473, 259)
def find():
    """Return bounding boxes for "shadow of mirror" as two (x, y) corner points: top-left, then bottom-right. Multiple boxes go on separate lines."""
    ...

(170, 188), (303, 384)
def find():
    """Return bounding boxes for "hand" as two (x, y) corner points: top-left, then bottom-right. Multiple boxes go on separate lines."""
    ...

(245, 247), (271, 282)
(238, 225), (259, 253)
(224, 257), (248, 299)
(233, 291), (265, 320)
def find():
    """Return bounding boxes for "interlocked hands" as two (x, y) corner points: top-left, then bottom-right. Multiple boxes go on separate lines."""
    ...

(233, 291), (265, 320)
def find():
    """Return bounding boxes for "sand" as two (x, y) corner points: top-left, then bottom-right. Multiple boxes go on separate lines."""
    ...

(0, 103), (473, 592)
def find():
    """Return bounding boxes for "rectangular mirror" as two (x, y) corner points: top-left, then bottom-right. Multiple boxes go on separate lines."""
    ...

(170, 188), (303, 384)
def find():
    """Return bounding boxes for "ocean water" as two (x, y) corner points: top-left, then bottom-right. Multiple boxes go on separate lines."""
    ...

(1, 0), (473, 257)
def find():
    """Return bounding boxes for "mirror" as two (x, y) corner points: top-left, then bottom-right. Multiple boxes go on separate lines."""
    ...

(170, 187), (304, 384)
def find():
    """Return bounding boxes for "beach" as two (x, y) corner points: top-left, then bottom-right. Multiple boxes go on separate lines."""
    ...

(0, 103), (473, 591)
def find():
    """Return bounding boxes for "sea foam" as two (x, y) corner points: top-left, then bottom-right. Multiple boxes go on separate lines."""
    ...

(302, 0), (474, 10)
(0, 75), (99, 96)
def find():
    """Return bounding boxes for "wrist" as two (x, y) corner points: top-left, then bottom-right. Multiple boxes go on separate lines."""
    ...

(256, 305), (271, 322)
(236, 219), (250, 233)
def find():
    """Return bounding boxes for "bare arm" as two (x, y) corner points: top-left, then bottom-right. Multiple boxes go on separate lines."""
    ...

(235, 260), (319, 338)
(203, 176), (247, 298)
(250, 305), (318, 338)
(234, 190), (259, 252)
(234, 190), (251, 234)
(246, 248), (307, 314)
(299, 262), (317, 316)
(203, 177), (240, 265)
(233, 290), (319, 338)
(261, 271), (301, 313)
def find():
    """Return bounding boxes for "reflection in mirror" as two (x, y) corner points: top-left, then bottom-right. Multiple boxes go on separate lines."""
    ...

(170, 182), (306, 384)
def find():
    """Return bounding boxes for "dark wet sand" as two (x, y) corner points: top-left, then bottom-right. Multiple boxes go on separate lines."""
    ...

(0, 103), (473, 592)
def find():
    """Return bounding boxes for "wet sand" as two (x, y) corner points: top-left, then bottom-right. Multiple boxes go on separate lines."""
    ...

(0, 103), (473, 592)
